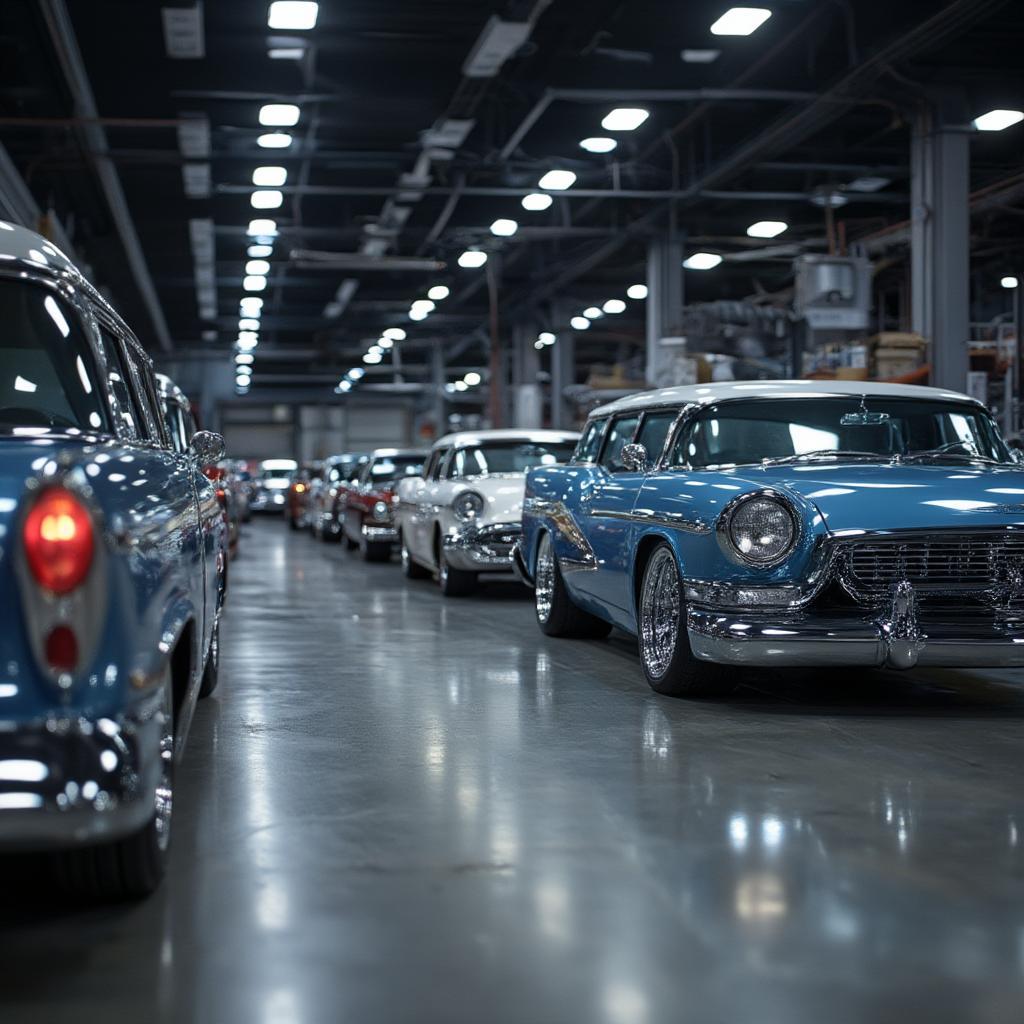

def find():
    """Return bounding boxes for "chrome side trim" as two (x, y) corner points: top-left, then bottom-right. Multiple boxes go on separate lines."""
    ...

(523, 497), (597, 567)
(589, 507), (711, 534)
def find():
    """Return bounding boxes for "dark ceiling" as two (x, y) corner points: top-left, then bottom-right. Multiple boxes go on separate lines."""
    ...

(0, 0), (1022, 397)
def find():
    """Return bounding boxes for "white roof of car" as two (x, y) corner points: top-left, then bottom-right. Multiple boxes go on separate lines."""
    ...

(433, 428), (580, 450)
(591, 379), (979, 418)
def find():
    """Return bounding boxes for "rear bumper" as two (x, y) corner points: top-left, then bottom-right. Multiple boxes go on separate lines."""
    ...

(444, 523), (522, 573)
(0, 709), (160, 850)
(687, 607), (1024, 669)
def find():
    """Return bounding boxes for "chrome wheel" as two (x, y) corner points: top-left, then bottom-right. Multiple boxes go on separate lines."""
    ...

(438, 549), (449, 586)
(401, 537), (412, 572)
(640, 547), (681, 678)
(153, 677), (174, 853)
(535, 534), (555, 624)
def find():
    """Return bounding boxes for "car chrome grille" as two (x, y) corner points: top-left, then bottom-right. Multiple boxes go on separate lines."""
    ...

(475, 523), (522, 559)
(839, 530), (1024, 600)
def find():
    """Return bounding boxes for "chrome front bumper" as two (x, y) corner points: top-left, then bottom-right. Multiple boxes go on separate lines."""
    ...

(362, 523), (398, 543)
(443, 523), (522, 573)
(688, 606), (1024, 669)
(0, 710), (160, 849)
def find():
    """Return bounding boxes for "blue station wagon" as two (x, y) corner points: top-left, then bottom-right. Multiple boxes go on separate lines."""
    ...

(517, 381), (1024, 697)
(0, 222), (227, 898)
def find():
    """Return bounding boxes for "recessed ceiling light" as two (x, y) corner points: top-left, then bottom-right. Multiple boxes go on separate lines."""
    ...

(253, 166), (287, 187)
(583, 306), (603, 319)
(627, 284), (648, 299)
(810, 189), (848, 209)
(428, 285), (450, 300)
(601, 108), (649, 131)
(408, 308), (428, 321)
(238, 331), (259, 345)
(973, 109), (1024, 132)
(533, 340), (545, 350)
(368, 345), (382, 356)
(538, 170), (577, 191)
(845, 176), (891, 193)
(411, 299), (435, 313)
(682, 48), (720, 63)
(383, 327), (406, 341)
(244, 275), (267, 292)
(458, 250), (488, 268)
(454, 380), (468, 392)
(258, 132), (293, 149)
(240, 297), (264, 315)
(580, 137), (617, 154)
(235, 353), (255, 365)
(538, 332), (556, 345)
(490, 218), (519, 236)
(746, 220), (787, 238)
(570, 316), (590, 330)
(363, 351), (382, 364)
(522, 193), (553, 211)
(683, 252), (723, 270)
(248, 244), (273, 258)
(349, 368), (365, 380)
(258, 104), (300, 127)
(268, 2), (319, 30)
(1002, 276), (1020, 289)
(337, 380), (352, 392)
(603, 298), (626, 314)
(237, 338), (258, 352)
(239, 318), (261, 331)
(269, 47), (305, 60)
(246, 259), (270, 275)
(710, 7), (772, 36)
(464, 371), (482, 386)
(377, 337), (393, 349)
(247, 218), (278, 236)
(251, 189), (283, 209)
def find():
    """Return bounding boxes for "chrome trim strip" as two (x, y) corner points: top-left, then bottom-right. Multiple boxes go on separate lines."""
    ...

(588, 507), (711, 534)
(523, 497), (597, 567)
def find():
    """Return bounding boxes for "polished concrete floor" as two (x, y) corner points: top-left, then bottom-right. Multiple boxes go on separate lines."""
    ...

(4, 520), (1024, 1022)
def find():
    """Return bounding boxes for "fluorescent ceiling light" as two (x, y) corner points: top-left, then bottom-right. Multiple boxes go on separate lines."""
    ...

(246, 259), (270, 275)
(383, 327), (406, 341)
(244, 275), (267, 292)
(533, 340), (545, 350)
(240, 297), (264, 315)
(363, 351), (382, 364)
(490, 218), (519, 237)
(682, 48), (720, 63)
(603, 298), (626, 314)
(235, 353), (255, 365)
(627, 284), (648, 299)
(462, 16), (532, 78)
(580, 137), (617, 154)
(247, 218), (278, 236)
(538, 170), (576, 191)
(377, 337), (393, 349)
(454, 380), (468, 391)
(428, 285), (450, 300)
(845, 176), (891, 193)
(259, 104), (300, 127)
(253, 166), (288, 187)
(583, 306), (603, 319)
(337, 381), (352, 392)
(410, 299), (435, 314)
(684, 252), (723, 270)
(269, 47), (305, 60)
(258, 132), (293, 149)
(237, 338), (258, 352)
(458, 250), (488, 268)
(570, 316), (590, 330)
(601, 108), (649, 131)
(368, 345), (382, 356)
(268, 2), (319, 30)
(538, 332), (555, 345)
(248, 243), (273, 258)
(239, 318), (261, 331)
(1002, 276), (1020, 289)
(409, 308), (428, 321)
(746, 220), (787, 238)
(710, 7), (772, 36)
(973, 109), (1024, 132)
(162, 5), (205, 59)
(251, 190), (283, 209)
(348, 367), (365, 380)
(238, 331), (259, 344)
(522, 193), (553, 211)
(464, 371), (482, 386)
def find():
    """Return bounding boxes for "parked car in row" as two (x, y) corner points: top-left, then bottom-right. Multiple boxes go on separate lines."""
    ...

(286, 462), (322, 530)
(250, 458), (297, 513)
(397, 429), (578, 596)
(340, 448), (427, 560)
(0, 222), (227, 899)
(517, 380), (1024, 697)
(310, 452), (367, 541)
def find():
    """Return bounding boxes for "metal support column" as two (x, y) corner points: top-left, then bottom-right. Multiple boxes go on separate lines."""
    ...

(511, 321), (542, 428)
(646, 234), (684, 387)
(550, 333), (575, 429)
(431, 341), (447, 438)
(911, 96), (970, 392)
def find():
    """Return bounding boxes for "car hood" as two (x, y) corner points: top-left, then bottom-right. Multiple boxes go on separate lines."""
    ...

(747, 461), (1024, 533)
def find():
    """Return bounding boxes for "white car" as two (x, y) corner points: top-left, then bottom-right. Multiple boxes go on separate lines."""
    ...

(396, 429), (579, 596)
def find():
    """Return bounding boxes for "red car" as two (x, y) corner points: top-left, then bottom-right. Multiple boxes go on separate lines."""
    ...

(285, 463), (321, 530)
(340, 448), (427, 561)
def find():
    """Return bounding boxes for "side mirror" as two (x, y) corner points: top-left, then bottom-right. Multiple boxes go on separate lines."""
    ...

(189, 430), (226, 466)
(621, 443), (650, 473)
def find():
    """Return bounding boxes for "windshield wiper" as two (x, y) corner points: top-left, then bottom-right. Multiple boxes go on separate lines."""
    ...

(901, 442), (1001, 464)
(761, 449), (886, 467)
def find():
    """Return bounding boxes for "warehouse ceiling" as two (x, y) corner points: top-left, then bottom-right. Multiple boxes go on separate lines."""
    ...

(0, 0), (1022, 399)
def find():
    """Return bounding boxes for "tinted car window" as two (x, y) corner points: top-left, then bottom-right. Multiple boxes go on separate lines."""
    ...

(599, 415), (641, 471)
(574, 418), (607, 463)
(635, 410), (678, 465)
(97, 329), (140, 439)
(365, 456), (424, 484)
(451, 442), (577, 477)
(164, 402), (189, 453)
(0, 282), (108, 432)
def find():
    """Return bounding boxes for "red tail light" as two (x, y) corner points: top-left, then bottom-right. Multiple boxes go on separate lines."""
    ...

(45, 626), (79, 671)
(23, 489), (95, 594)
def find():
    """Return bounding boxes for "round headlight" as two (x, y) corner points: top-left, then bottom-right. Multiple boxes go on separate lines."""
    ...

(372, 500), (390, 521)
(722, 494), (796, 566)
(453, 491), (484, 521)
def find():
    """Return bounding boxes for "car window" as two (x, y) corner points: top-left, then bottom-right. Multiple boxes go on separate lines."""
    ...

(164, 401), (189, 453)
(120, 344), (157, 441)
(635, 410), (678, 465)
(599, 415), (641, 472)
(574, 418), (607, 463)
(423, 448), (446, 480)
(451, 441), (577, 477)
(0, 282), (109, 433)
(97, 328), (140, 439)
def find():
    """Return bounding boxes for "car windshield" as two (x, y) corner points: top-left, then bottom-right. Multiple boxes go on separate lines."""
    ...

(368, 456), (423, 483)
(450, 441), (577, 477)
(0, 280), (109, 432)
(671, 397), (1012, 468)
(261, 467), (294, 479)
